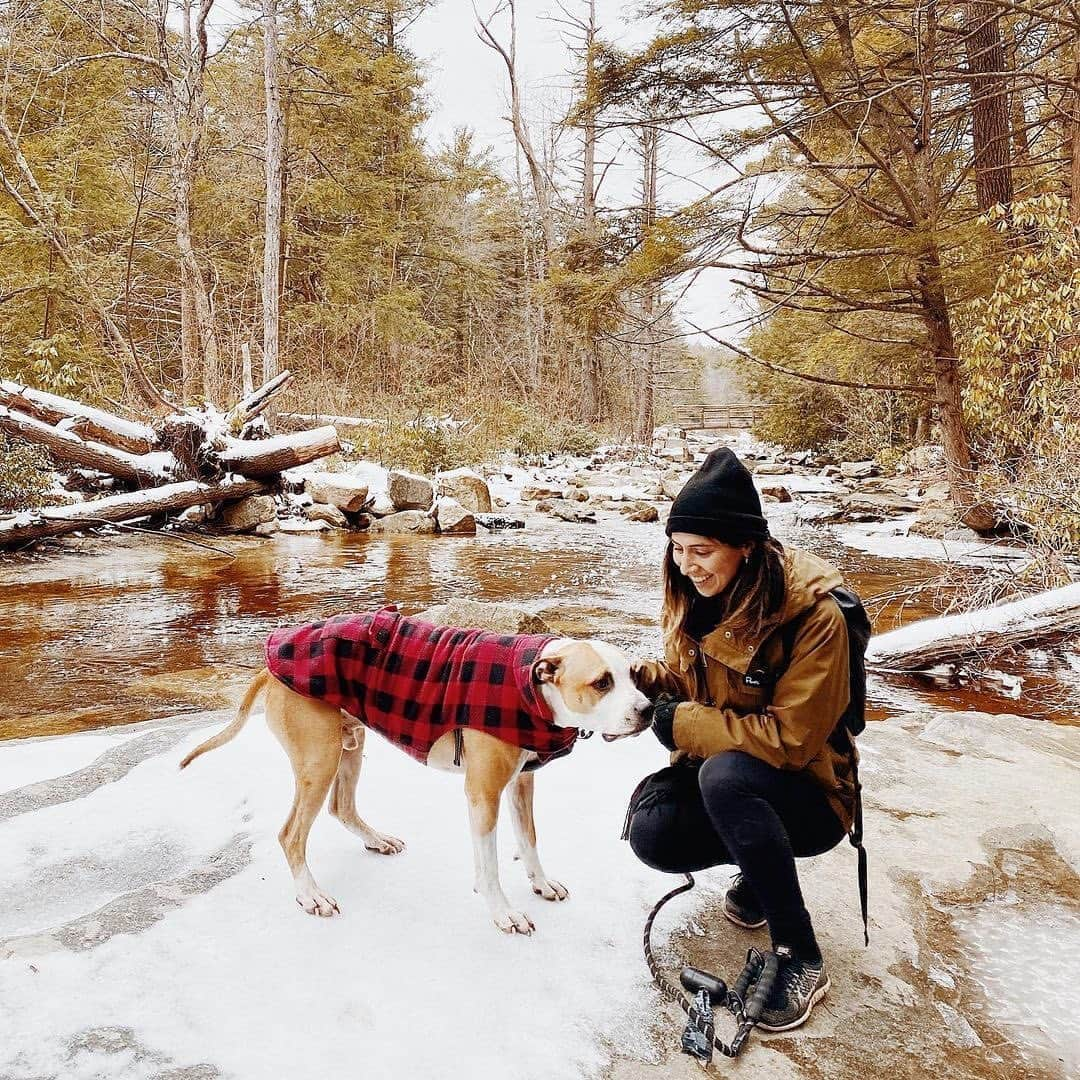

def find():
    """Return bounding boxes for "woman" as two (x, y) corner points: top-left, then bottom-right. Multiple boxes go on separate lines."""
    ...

(628, 447), (856, 1032)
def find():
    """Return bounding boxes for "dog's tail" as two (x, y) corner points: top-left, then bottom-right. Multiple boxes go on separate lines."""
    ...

(180, 668), (271, 769)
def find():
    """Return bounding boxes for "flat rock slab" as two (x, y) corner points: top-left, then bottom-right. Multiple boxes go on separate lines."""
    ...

(2, 708), (1076, 1079)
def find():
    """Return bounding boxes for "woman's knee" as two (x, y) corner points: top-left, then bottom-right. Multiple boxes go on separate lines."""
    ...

(698, 750), (765, 800)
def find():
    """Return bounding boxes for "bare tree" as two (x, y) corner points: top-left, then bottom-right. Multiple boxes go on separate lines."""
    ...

(262, 0), (285, 390)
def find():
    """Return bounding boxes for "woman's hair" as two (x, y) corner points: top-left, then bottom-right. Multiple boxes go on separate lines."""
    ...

(662, 533), (787, 656)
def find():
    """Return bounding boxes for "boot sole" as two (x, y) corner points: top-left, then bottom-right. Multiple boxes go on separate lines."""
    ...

(756, 975), (831, 1033)
(722, 903), (767, 930)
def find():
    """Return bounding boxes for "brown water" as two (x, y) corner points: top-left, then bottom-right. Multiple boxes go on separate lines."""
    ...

(1, 514), (1077, 741)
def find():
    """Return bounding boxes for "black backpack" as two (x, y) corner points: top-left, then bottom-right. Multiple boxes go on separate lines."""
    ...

(780, 586), (871, 945)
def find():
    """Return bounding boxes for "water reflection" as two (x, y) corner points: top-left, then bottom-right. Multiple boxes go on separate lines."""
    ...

(1, 517), (1076, 740)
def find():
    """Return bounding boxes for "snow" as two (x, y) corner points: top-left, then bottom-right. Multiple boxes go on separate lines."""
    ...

(867, 582), (1080, 664)
(0, 714), (727, 1079)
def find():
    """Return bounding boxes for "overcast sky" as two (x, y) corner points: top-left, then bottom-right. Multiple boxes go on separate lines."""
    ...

(211, 0), (746, 339)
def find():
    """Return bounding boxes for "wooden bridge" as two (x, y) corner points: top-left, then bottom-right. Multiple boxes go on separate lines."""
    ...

(671, 402), (771, 431)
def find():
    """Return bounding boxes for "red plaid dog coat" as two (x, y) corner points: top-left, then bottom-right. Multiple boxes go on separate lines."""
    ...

(265, 607), (578, 768)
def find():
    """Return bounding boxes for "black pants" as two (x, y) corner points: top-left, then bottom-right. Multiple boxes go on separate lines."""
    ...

(627, 750), (845, 962)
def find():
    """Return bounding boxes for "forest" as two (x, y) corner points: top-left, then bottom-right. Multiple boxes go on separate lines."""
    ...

(0, 0), (1077, 547)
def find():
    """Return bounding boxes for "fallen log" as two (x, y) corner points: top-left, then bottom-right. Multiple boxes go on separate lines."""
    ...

(229, 370), (294, 426)
(0, 380), (157, 454)
(217, 425), (340, 477)
(277, 411), (382, 430)
(866, 582), (1080, 670)
(0, 477), (267, 547)
(0, 406), (173, 487)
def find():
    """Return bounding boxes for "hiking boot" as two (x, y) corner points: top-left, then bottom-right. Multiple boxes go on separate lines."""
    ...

(723, 874), (766, 929)
(756, 945), (830, 1032)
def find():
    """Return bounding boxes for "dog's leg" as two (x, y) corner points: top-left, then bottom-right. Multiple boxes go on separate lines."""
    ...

(329, 726), (405, 855)
(264, 681), (344, 917)
(463, 732), (534, 935)
(508, 771), (568, 902)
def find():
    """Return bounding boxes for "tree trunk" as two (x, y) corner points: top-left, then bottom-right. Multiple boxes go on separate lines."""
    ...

(1068, 37), (1080, 225)
(965, 0), (1013, 214)
(0, 407), (172, 486)
(217, 424), (340, 476)
(262, 0), (285, 388)
(866, 582), (1080, 670)
(0, 381), (157, 454)
(633, 125), (659, 444)
(0, 478), (266, 548)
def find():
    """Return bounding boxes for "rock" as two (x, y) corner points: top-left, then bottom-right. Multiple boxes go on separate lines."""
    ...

(254, 519), (280, 536)
(434, 497), (476, 536)
(909, 501), (959, 538)
(418, 599), (550, 635)
(840, 459), (878, 479)
(813, 493), (920, 523)
(521, 485), (564, 501)
(177, 505), (210, 525)
(304, 503), (349, 529)
(748, 461), (790, 475)
(304, 472), (369, 513)
(219, 494), (277, 533)
(620, 501), (659, 523)
(436, 467), (492, 513)
(760, 485), (793, 503)
(660, 475), (689, 500)
(475, 513), (525, 530)
(388, 469), (434, 511)
(567, 488), (590, 503)
(906, 444), (945, 471)
(278, 517), (331, 533)
(367, 509), (436, 535)
(538, 499), (597, 523)
(367, 492), (396, 517)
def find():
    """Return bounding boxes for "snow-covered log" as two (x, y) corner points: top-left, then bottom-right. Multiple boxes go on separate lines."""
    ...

(277, 411), (382, 430)
(216, 425), (341, 477)
(0, 477), (267, 547)
(0, 406), (173, 486)
(0, 380), (157, 454)
(229, 370), (294, 425)
(867, 582), (1080, 670)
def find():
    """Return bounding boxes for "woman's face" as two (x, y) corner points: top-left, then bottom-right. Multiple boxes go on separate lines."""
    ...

(669, 532), (751, 598)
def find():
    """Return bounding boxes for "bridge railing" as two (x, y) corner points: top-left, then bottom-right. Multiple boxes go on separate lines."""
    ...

(671, 402), (772, 430)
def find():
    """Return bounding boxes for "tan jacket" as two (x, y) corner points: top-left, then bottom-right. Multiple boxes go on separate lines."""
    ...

(635, 547), (856, 831)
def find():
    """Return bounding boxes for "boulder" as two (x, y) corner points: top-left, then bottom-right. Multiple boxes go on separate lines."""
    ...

(748, 461), (791, 475)
(906, 444), (945, 471)
(521, 485), (564, 501)
(388, 469), (434, 511)
(303, 472), (369, 513)
(759, 485), (793, 503)
(909, 501), (959, 538)
(434, 497), (476, 536)
(436, 467), (492, 513)
(660, 474), (689, 500)
(254, 519), (280, 536)
(367, 492), (396, 517)
(304, 503), (349, 529)
(475, 513), (525, 530)
(219, 494), (278, 533)
(620, 501), (659, 523)
(418, 599), (550, 635)
(537, 499), (597, 524)
(840, 459), (878, 479)
(367, 510), (436, 535)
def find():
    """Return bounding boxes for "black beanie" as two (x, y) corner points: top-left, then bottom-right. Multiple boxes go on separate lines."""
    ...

(665, 448), (769, 540)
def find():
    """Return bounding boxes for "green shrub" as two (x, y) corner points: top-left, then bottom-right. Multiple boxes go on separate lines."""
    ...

(0, 436), (52, 513)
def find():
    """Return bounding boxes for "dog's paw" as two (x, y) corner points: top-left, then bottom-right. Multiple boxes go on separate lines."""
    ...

(531, 877), (569, 902)
(363, 831), (405, 855)
(296, 889), (340, 917)
(493, 908), (535, 935)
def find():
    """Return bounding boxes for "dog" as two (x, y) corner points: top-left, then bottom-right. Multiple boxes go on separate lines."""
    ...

(180, 606), (652, 934)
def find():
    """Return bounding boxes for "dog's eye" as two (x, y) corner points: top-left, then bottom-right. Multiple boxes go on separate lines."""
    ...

(592, 673), (613, 692)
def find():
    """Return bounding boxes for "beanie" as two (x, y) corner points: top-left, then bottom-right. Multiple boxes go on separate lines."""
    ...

(665, 448), (769, 540)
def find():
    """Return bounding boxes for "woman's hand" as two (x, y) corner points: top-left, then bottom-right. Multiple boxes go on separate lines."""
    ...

(650, 693), (685, 751)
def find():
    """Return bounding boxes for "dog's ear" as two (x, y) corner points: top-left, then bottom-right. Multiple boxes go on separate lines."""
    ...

(533, 656), (562, 684)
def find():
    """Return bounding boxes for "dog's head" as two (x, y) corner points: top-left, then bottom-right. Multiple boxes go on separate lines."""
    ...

(533, 639), (653, 740)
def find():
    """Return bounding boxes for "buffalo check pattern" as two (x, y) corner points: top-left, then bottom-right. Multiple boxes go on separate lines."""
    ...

(265, 607), (578, 767)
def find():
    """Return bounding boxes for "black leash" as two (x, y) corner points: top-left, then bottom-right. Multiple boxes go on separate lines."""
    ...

(643, 873), (780, 1064)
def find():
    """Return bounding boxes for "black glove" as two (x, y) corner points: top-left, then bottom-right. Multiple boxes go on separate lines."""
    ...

(651, 693), (684, 751)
